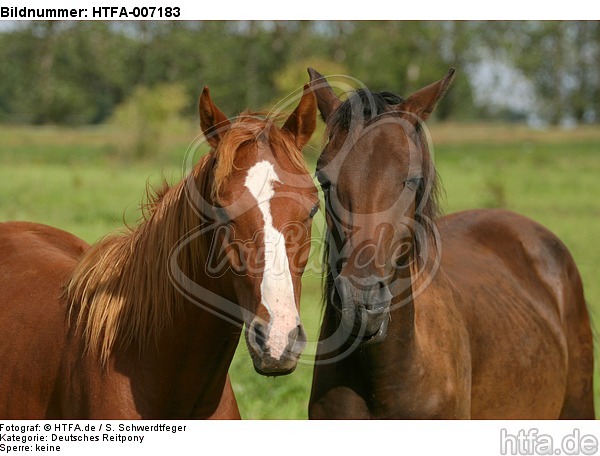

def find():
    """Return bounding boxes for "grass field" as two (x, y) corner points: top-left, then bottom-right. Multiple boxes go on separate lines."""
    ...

(0, 122), (599, 419)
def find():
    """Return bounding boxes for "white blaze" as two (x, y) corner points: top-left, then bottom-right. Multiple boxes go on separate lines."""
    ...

(244, 160), (299, 360)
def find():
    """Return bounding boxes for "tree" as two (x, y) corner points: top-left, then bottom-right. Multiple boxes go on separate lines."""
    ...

(0, 21), (598, 126)
(476, 21), (600, 125)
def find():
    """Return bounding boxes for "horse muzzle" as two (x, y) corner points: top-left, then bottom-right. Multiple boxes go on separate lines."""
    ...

(336, 275), (392, 345)
(245, 319), (307, 376)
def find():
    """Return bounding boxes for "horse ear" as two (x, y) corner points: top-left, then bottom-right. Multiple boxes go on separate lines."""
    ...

(199, 86), (231, 149)
(307, 67), (341, 122)
(282, 84), (317, 149)
(398, 68), (455, 122)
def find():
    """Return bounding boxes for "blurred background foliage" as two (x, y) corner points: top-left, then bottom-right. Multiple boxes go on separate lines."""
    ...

(109, 83), (188, 159)
(0, 20), (598, 128)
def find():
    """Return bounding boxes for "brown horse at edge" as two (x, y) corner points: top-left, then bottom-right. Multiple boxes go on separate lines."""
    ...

(307, 68), (594, 419)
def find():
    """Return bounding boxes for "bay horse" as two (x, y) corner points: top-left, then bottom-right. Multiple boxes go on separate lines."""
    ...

(0, 84), (319, 419)
(307, 68), (594, 419)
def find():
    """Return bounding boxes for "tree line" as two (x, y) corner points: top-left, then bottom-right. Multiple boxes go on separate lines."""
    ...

(0, 21), (598, 126)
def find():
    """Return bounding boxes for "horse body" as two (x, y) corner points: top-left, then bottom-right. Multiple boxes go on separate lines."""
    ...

(0, 85), (317, 419)
(310, 209), (593, 419)
(307, 68), (594, 419)
(441, 210), (592, 419)
(0, 222), (86, 418)
(0, 224), (241, 419)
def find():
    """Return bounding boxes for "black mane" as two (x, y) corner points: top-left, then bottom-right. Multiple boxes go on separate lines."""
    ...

(329, 89), (404, 132)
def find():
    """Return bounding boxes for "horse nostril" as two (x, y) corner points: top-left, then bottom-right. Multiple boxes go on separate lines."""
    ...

(335, 275), (353, 302)
(251, 322), (268, 353)
(286, 324), (307, 356)
(288, 325), (300, 344)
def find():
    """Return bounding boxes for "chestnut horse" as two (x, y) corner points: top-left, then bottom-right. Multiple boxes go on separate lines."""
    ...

(0, 85), (319, 419)
(307, 68), (594, 419)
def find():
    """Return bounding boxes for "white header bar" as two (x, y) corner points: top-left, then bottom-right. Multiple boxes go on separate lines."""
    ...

(0, 1), (598, 20)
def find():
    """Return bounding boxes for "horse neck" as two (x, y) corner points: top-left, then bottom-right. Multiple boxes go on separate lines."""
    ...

(354, 245), (465, 415)
(68, 157), (242, 367)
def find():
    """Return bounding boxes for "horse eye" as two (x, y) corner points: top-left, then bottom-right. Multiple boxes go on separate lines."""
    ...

(405, 176), (423, 190)
(309, 205), (319, 219)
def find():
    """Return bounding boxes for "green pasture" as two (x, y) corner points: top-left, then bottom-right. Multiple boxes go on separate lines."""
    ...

(0, 123), (598, 419)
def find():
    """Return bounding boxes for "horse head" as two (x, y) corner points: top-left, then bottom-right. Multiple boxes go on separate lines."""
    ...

(309, 68), (454, 345)
(199, 85), (318, 374)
